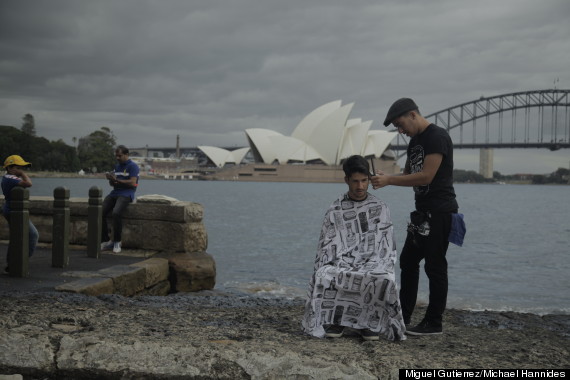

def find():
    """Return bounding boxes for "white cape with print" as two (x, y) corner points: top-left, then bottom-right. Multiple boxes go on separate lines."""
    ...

(302, 193), (406, 341)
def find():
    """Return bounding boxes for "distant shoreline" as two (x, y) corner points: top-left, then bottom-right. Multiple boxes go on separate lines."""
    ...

(26, 171), (158, 180)
(24, 171), (540, 184)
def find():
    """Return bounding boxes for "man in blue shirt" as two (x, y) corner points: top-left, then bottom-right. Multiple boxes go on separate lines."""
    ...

(2, 155), (39, 273)
(101, 145), (139, 253)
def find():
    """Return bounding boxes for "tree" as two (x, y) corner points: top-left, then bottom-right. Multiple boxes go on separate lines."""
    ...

(77, 127), (117, 173)
(453, 169), (492, 183)
(21, 113), (36, 136)
(0, 125), (80, 172)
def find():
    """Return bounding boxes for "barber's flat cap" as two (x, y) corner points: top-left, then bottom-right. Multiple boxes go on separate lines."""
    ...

(383, 98), (418, 126)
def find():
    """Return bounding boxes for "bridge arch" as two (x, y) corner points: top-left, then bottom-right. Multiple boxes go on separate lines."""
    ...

(393, 89), (570, 150)
(390, 89), (570, 177)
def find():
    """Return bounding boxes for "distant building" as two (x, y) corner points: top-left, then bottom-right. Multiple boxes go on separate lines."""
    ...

(198, 100), (398, 168)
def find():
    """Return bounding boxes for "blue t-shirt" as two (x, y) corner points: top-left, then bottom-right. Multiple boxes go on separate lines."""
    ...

(109, 159), (140, 200)
(1, 174), (23, 215)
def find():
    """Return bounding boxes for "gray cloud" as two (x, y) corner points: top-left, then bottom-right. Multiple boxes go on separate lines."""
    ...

(1, 0), (569, 173)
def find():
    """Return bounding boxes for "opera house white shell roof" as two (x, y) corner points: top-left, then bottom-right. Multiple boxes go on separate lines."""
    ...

(197, 146), (250, 168)
(198, 100), (397, 167)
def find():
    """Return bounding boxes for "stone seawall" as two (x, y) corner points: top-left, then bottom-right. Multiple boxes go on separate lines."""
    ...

(0, 194), (207, 253)
(0, 194), (216, 295)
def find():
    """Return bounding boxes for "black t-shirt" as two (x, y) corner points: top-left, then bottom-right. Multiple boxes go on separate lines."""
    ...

(407, 124), (458, 212)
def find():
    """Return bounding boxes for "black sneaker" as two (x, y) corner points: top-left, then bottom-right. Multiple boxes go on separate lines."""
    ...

(324, 325), (345, 338)
(360, 329), (379, 341)
(406, 320), (442, 336)
(3, 266), (9, 274)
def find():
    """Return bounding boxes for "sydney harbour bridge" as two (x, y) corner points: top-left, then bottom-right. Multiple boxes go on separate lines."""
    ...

(132, 89), (569, 177)
(391, 89), (570, 176)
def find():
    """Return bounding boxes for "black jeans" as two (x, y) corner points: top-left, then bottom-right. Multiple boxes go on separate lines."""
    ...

(399, 211), (452, 327)
(101, 195), (131, 242)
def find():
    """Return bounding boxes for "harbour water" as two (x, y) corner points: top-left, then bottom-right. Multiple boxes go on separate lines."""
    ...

(31, 177), (570, 315)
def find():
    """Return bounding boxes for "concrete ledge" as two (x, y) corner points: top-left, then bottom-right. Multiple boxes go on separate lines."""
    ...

(99, 265), (146, 296)
(137, 280), (171, 296)
(55, 258), (170, 297)
(131, 258), (169, 287)
(0, 196), (208, 253)
(56, 277), (114, 296)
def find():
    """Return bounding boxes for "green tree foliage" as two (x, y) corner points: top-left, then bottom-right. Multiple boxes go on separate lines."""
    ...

(77, 127), (117, 173)
(21, 113), (36, 136)
(453, 169), (493, 183)
(533, 167), (570, 184)
(0, 125), (80, 172)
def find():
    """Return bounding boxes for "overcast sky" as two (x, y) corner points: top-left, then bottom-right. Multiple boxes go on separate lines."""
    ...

(1, 0), (569, 174)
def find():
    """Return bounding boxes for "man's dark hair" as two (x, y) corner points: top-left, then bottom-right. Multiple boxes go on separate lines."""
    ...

(116, 145), (129, 155)
(343, 155), (370, 178)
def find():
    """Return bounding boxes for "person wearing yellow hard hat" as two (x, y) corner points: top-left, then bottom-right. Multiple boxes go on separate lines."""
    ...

(2, 155), (39, 274)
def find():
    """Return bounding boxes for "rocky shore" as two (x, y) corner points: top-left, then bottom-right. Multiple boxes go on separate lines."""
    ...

(1, 290), (568, 379)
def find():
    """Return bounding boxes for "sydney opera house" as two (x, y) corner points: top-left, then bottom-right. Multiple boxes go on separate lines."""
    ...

(198, 100), (400, 182)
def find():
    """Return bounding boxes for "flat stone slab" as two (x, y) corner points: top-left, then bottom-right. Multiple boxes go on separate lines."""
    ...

(55, 277), (114, 296)
(98, 265), (146, 296)
(56, 260), (168, 297)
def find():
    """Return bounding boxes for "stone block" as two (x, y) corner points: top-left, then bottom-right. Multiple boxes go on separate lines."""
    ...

(130, 258), (169, 288)
(184, 222), (208, 253)
(55, 277), (114, 296)
(136, 280), (171, 296)
(126, 201), (203, 223)
(168, 252), (216, 292)
(98, 265), (146, 296)
(135, 194), (179, 204)
(70, 218), (88, 245)
(136, 220), (185, 251)
(31, 215), (52, 243)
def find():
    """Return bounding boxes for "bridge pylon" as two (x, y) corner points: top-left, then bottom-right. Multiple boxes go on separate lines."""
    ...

(479, 148), (494, 179)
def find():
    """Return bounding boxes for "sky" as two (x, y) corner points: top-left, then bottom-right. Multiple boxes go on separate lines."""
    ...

(1, 0), (569, 174)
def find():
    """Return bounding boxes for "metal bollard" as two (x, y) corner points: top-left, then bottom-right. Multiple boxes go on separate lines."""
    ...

(52, 186), (70, 268)
(87, 186), (102, 258)
(8, 187), (29, 277)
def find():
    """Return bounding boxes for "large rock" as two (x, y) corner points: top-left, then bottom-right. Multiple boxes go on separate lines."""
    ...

(168, 252), (216, 292)
(0, 330), (55, 373)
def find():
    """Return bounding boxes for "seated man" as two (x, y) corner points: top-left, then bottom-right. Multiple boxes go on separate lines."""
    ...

(100, 145), (139, 254)
(302, 155), (406, 341)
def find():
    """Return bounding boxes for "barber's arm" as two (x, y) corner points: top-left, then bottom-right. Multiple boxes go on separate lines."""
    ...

(371, 153), (442, 189)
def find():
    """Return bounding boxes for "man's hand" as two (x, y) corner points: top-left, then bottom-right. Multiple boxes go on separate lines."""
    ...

(371, 173), (390, 189)
(105, 172), (119, 186)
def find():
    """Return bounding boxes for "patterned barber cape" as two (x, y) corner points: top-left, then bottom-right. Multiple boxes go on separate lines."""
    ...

(302, 192), (406, 341)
